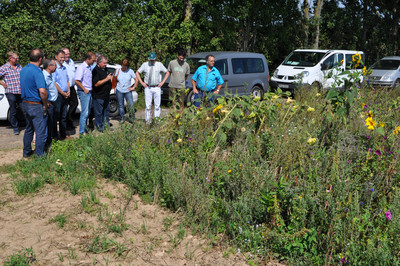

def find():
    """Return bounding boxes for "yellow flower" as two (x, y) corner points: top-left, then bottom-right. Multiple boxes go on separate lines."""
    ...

(365, 117), (377, 130)
(340, 59), (344, 65)
(286, 97), (295, 103)
(272, 95), (279, 99)
(307, 137), (317, 145)
(206, 116), (212, 120)
(352, 52), (361, 63)
(228, 169), (232, 173)
(248, 112), (256, 118)
(316, 93), (321, 97)
(393, 126), (400, 135)
(363, 66), (367, 76)
(366, 110), (373, 118)
(212, 104), (223, 113)
(254, 96), (261, 102)
(185, 88), (189, 94)
(379, 122), (385, 128)
(277, 103), (281, 108)
(307, 107), (315, 112)
(177, 138), (183, 143)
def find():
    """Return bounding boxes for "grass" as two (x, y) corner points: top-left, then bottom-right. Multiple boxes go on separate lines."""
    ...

(6, 74), (400, 264)
(50, 212), (67, 228)
(4, 247), (36, 265)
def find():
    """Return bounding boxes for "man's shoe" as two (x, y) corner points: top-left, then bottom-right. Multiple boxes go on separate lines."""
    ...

(13, 129), (19, 135)
(23, 150), (34, 158)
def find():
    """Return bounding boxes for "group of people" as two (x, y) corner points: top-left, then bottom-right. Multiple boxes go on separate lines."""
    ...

(0, 47), (224, 158)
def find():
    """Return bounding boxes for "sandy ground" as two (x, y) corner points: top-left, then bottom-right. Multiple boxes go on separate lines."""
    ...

(0, 109), (271, 265)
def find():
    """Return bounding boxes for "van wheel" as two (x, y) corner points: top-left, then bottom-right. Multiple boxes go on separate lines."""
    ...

(311, 82), (322, 91)
(109, 94), (120, 117)
(252, 85), (264, 99)
(185, 89), (195, 106)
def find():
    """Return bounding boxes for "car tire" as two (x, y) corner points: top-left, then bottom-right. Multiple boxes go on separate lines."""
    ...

(251, 85), (264, 99)
(185, 89), (195, 106)
(311, 81), (322, 91)
(393, 79), (400, 88)
(109, 94), (120, 117)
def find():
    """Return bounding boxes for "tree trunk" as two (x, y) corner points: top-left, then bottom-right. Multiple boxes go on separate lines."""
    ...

(312, 0), (324, 49)
(393, 0), (400, 54)
(302, 0), (310, 47)
(184, 0), (192, 56)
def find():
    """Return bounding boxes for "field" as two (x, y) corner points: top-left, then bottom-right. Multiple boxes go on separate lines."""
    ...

(1, 73), (400, 264)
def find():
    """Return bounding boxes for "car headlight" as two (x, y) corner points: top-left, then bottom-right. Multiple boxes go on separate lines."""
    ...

(273, 69), (279, 78)
(301, 71), (310, 78)
(382, 75), (393, 81)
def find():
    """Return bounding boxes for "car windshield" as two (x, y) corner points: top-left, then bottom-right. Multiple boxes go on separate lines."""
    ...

(186, 58), (206, 74)
(283, 51), (326, 67)
(371, 59), (400, 70)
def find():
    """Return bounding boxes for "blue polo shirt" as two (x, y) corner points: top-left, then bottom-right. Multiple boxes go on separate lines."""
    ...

(192, 65), (224, 92)
(21, 63), (46, 102)
(43, 70), (58, 102)
(53, 62), (69, 92)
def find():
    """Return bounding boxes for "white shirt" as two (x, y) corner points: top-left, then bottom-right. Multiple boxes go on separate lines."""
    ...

(137, 61), (167, 86)
(63, 58), (76, 87)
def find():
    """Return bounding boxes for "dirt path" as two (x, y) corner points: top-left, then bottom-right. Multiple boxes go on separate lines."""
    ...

(0, 111), (257, 265)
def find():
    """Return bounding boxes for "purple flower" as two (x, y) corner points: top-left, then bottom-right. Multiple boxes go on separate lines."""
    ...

(360, 202), (364, 205)
(386, 211), (392, 220)
(366, 135), (370, 140)
(363, 104), (368, 109)
(384, 136), (388, 140)
(370, 188), (374, 192)
(369, 149), (373, 153)
(375, 150), (382, 156)
(347, 160), (351, 164)
(188, 137), (192, 141)
(167, 139), (171, 143)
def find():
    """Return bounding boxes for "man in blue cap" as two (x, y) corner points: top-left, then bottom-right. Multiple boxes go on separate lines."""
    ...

(136, 52), (168, 124)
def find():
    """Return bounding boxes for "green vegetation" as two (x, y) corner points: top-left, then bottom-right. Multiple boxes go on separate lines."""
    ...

(50, 212), (68, 228)
(0, 1), (398, 69)
(7, 68), (400, 263)
(4, 247), (36, 265)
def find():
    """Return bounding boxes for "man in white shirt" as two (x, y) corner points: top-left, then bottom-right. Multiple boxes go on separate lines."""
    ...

(136, 52), (168, 124)
(62, 47), (77, 130)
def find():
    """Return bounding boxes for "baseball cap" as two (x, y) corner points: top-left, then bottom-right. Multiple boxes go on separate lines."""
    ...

(148, 52), (156, 60)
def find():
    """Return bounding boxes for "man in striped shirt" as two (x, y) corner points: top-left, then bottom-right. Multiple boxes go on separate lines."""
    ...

(0, 51), (22, 135)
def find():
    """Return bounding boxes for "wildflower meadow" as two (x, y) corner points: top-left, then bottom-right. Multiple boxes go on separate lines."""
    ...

(7, 67), (400, 264)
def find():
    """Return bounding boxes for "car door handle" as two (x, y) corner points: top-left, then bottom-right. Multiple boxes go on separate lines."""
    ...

(224, 80), (228, 82)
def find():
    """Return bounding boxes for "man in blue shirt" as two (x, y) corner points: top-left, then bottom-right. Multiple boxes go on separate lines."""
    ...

(191, 54), (224, 107)
(20, 49), (48, 157)
(42, 59), (58, 146)
(53, 49), (70, 140)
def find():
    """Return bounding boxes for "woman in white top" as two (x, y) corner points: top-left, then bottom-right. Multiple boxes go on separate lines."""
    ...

(115, 59), (138, 122)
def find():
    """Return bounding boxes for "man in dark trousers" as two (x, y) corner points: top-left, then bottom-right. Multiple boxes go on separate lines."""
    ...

(92, 54), (112, 132)
(20, 49), (48, 157)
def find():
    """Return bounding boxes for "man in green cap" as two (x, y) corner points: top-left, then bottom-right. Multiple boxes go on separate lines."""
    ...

(136, 52), (168, 124)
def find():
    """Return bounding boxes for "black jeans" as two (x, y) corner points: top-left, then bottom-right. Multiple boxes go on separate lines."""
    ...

(67, 87), (78, 125)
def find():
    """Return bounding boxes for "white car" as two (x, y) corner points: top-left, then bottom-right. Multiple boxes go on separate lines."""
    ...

(74, 62), (138, 117)
(0, 84), (10, 121)
(272, 49), (365, 90)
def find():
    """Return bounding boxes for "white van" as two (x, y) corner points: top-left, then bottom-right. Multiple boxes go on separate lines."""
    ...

(0, 84), (9, 121)
(271, 49), (365, 90)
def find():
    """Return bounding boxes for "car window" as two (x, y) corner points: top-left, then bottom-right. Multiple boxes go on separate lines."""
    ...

(232, 58), (265, 74)
(371, 59), (400, 70)
(186, 58), (206, 74)
(322, 53), (343, 70)
(283, 51), (326, 67)
(214, 59), (228, 75)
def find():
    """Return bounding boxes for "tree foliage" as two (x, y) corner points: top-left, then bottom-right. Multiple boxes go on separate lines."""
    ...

(0, 0), (398, 69)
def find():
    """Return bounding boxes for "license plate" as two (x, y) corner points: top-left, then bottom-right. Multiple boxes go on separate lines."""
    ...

(280, 84), (289, 89)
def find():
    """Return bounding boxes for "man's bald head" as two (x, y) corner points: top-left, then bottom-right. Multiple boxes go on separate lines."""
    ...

(29, 49), (44, 63)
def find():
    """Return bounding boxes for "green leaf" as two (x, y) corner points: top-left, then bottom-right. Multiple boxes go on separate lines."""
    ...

(376, 127), (385, 136)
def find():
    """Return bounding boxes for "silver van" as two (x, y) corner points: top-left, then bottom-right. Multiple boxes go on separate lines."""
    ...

(161, 51), (269, 103)
(368, 56), (400, 88)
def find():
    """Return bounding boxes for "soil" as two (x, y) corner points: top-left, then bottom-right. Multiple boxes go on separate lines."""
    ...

(0, 111), (283, 265)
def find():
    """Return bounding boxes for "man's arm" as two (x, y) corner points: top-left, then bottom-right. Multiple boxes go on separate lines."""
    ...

(158, 71), (170, 87)
(39, 88), (49, 108)
(191, 79), (198, 94)
(94, 74), (112, 87)
(214, 84), (222, 94)
(136, 71), (147, 88)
